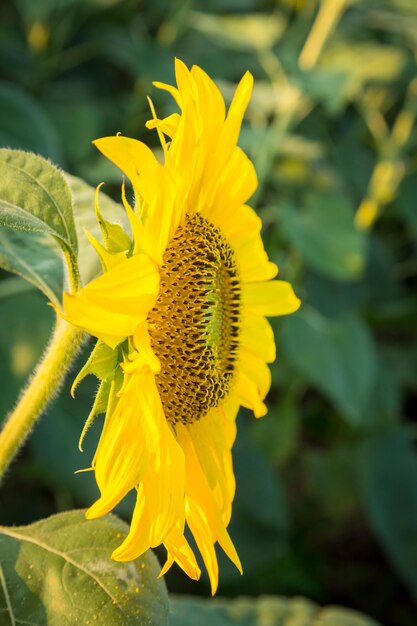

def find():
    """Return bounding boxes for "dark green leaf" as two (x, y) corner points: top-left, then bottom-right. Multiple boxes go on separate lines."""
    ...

(282, 308), (377, 426)
(357, 427), (417, 601)
(280, 192), (366, 282)
(305, 446), (359, 521)
(250, 394), (300, 465)
(0, 510), (169, 626)
(0, 80), (63, 163)
(170, 594), (382, 626)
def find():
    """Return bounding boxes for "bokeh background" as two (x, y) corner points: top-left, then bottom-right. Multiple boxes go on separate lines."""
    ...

(0, 1), (416, 624)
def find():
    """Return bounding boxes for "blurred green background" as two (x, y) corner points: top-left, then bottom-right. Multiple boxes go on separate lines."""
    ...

(0, 0), (416, 624)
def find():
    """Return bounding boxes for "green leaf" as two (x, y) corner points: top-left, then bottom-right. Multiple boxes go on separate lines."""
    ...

(65, 173), (129, 284)
(305, 446), (360, 521)
(280, 192), (366, 282)
(281, 308), (377, 426)
(0, 150), (78, 301)
(0, 149), (76, 252)
(0, 228), (64, 305)
(0, 80), (63, 163)
(188, 12), (286, 51)
(0, 510), (169, 626)
(357, 427), (417, 601)
(169, 594), (383, 626)
(250, 394), (300, 465)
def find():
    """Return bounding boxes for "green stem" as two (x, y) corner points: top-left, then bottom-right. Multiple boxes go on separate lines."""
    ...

(0, 318), (85, 481)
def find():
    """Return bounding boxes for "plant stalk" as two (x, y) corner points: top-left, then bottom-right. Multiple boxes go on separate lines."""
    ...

(0, 318), (85, 481)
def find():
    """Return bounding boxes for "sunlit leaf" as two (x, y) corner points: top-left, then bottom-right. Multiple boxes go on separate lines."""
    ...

(0, 510), (169, 626)
(188, 12), (286, 51)
(0, 149), (76, 251)
(0, 150), (77, 302)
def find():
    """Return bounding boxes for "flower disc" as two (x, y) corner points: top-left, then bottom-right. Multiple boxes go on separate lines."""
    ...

(148, 213), (240, 426)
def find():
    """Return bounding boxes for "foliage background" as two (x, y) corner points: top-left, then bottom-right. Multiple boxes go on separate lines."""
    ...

(0, 0), (416, 624)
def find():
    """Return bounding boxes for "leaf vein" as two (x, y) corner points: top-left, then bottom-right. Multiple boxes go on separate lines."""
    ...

(0, 528), (129, 620)
(0, 232), (59, 305)
(0, 160), (74, 248)
(0, 563), (16, 626)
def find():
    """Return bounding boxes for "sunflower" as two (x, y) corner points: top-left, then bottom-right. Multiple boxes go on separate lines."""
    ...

(61, 59), (300, 594)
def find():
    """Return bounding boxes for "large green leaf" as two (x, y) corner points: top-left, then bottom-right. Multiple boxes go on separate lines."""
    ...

(279, 192), (366, 282)
(357, 427), (417, 601)
(0, 510), (169, 626)
(0, 228), (64, 305)
(281, 308), (377, 426)
(170, 595), (383, 626)
(0, 150), (77, 303)
(0, 150), (77, 252)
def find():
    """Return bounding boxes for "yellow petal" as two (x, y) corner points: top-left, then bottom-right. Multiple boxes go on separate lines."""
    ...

(234, 230), (278, 283)
(112, 415), (185, 560)
(152, 80), (181, 107)
(161, 526), (201, 581)
(86, 369), (163, 518)
(235, 371), (267, 418)
(240, 313), (276, 363)
(239, 349), (272, 399)
(215, 203), (262, 241)
(221, 71), (253, 150)
(62, 293), (138, 349)
(93, 135), (158, 189)
(177, 424), (242, 592)
(174, 58), (196, 102)
(243, 280), (301, 316)
(146, 113), (181, 138)
(191, 64), (226, 127)
(62, 254), (159, 346)
(202, 147), (257, 221)
(186, 498), (220, 595)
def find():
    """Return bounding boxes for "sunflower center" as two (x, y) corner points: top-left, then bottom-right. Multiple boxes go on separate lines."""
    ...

(147, 213), (240, 426)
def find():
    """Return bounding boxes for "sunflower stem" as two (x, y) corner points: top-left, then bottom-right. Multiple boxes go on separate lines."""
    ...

(0, 318), (85, 482)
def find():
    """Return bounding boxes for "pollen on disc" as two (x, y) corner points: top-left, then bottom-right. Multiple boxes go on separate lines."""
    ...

(147, 213), (241, 426)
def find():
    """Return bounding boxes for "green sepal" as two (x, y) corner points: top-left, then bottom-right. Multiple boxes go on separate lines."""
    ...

(95, 184), (131, 254)
(71, 340), (118, 397)
(76, 347), (124, 451)
(78, 378), (111, 451)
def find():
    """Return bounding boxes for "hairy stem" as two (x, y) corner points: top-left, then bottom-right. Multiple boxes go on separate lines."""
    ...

(0, 318), (85, 481)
